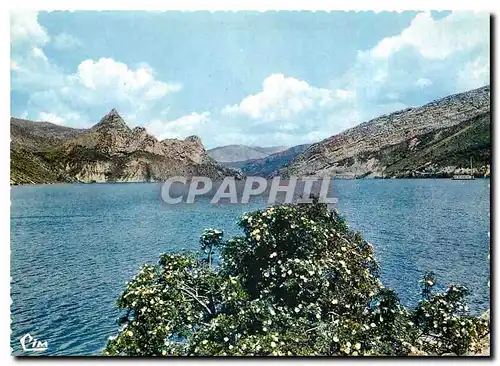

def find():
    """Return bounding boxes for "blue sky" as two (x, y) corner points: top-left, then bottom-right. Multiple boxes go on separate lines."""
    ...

(11, 11), (490, 148)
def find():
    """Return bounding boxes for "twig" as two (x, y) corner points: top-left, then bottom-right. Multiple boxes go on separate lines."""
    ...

(178, 286), (213, 315)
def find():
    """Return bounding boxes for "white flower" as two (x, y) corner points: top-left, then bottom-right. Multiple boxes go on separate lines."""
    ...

(294, 307), (300, 313)
(270, 252), (278, 258)
(331, 299), (338, 305)
(224, 337), (229, 342)
(354, 343), (361, 350)
(202, 340), (208, 345)
(333, 336), (339, 343)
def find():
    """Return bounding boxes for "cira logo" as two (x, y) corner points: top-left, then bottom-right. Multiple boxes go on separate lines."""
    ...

(20, 333), (48, 352)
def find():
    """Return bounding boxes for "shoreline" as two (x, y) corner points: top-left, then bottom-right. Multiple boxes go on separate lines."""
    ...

(10, 176), (491, 187)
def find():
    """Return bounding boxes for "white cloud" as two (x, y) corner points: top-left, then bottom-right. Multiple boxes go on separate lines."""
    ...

(11, 12), (66, 92)
(206, 12), (490, 148)
(19, 58), (182, 127)
(222, 74), (334, 121)
(145, 112), (211, 140)
(11, 11), (49, 46)
(52, 33), (81, 50)
(457, 55), (491, 91)
(333, 11), (489, 113)
(36, 110), (84, 125)
(37, 112), (64, 124)
(11, 11), (182, 128)
(369, 12), (489, 60)
(11, 11), (490, 149)
(74, 58), (181, 101)
(32, 47), (48, 61)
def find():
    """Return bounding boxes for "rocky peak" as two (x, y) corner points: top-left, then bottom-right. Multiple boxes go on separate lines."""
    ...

(185, 135), (203, 146)
(132, 126), (147, 135)
(92, 109), (131, 133)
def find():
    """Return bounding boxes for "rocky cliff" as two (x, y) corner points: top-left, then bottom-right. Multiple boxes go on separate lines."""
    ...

(280, 86), (490, 178)
(10, 109), (239, 184)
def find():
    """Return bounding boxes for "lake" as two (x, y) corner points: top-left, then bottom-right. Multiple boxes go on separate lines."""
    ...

(10, 179), (490, 355)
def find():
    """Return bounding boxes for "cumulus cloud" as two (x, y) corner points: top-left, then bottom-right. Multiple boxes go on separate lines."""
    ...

(331, 11), (489, 121)
(200, 11), (490, 147)
(222, 74), (334, 121)
(75, 58), (181, 96)
(19, 58), (182, 127)
(145, 112), (211, 140)
(369, 12), (489, 60)
(213, 74), (360, 147)
(37, 112), (65, 124)
(11, 12), (182, 128)
(11, 11), (490, 148)
(11, 11), (49, 46)
(152, 75), (360, 148)
(69, 58), (182, 109)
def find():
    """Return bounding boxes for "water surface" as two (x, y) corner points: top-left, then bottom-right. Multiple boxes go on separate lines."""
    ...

(11, 179), (490, 355)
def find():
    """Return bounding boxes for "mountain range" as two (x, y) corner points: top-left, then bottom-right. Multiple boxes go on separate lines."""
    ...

(207, 145), (288, 163)
(10, 109), (238, 185)
(221, 144), (311, 177)
(11, 86), (491, 184)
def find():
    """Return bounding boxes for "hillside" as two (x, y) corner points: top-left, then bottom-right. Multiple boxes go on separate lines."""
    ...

(10, 109), (239, 185)
(208, 145), (288, 163)
(225, 144), (311, 177)
(280, 86), (491, 178)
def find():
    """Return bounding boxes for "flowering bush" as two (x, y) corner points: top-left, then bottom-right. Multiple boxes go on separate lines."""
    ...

(104, 201), (489, 356)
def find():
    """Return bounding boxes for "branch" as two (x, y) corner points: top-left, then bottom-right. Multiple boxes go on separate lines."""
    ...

(178, 286), (213, 315)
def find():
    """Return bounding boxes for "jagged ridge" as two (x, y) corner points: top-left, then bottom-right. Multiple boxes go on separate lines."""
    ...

(10, 109), (239, 185)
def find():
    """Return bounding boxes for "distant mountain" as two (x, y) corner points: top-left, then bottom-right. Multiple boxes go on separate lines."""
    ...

(224, 144), (311, 177)
(10, 109), (239, 185)
(280, 86), (491, 179)
(208, 145), (288, 163)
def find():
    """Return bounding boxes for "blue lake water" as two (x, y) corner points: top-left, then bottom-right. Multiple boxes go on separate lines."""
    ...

(10, 180), (490, 355)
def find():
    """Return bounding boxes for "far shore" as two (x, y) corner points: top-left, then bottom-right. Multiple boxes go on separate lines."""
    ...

(11, 175), (491, 187)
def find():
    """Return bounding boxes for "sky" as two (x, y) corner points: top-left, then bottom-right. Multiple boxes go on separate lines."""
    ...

(10, 11), (490, 148)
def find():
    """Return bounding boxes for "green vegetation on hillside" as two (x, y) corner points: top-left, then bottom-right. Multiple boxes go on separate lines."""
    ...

(380, 113), (490, 178)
